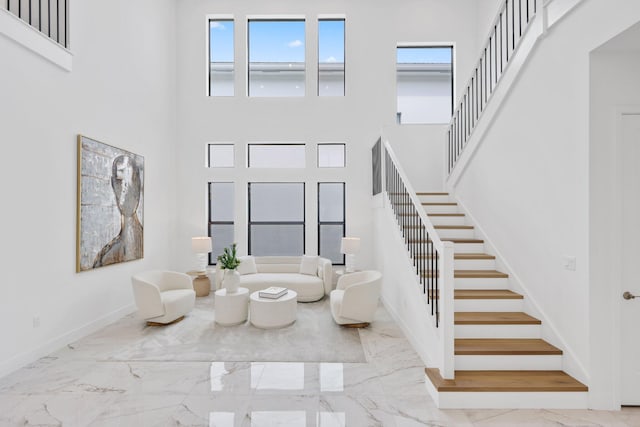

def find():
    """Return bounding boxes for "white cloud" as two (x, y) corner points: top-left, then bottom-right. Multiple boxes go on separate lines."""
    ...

(211, 22), (226, 30)
(325, 56), (337, 63)
(288, 39), (303, 48)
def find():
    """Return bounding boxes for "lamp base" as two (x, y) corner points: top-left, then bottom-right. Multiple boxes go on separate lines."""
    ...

(195, 253), (208, 274)
(345, 254), (356, 273)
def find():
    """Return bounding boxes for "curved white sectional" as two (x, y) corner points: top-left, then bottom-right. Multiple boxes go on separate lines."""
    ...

(215, 256), (333, 302)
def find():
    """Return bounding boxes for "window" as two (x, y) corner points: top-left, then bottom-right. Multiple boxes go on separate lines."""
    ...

(208, 182), (235, 264)
(248, 144), (306, 168)
(317, 143), (345, 168)
(396, 46), (453, 124)
(209, 19), (235, 96)
(249, 183), (305, 255)
(208, 144), (235, 167)
(318, 183), (345, 264)
(318, 19), (345, 96)
(248, 20), (305, 97)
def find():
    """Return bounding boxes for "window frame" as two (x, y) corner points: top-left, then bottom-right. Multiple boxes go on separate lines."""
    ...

(208, 181), (235, 265)
(317, 182), (345, 265)
(396, 44), (455, 125)
(208, 17), (235, 97)
(207, 143), (235, 168)
(247, 182), (306, 256)
(247, 143), (306, 168)
(317, 143), (346, 168)
(317, 17), (346, 97)
(247, 18), (307, 98)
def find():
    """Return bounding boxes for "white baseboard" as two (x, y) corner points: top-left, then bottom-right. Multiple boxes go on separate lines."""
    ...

(0, 304), (135, 379)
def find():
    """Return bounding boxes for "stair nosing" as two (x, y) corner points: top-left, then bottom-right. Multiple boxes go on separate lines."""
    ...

(454, 312), (541, 325)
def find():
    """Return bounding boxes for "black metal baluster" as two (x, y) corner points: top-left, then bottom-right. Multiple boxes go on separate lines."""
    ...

(512, 0), (515, 52)
(47, 0), (50, 37)
(500, 13), (504, 72)
(435, 253), (439, 325)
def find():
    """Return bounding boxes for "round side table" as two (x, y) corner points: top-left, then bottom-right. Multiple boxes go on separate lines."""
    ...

(186, 271), (211, 297)
(214, 287), (249, 326)
(249, 290), (297, 329)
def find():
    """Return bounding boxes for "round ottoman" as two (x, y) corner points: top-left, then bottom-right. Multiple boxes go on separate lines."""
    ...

(214, 287), (249, 326)
(249, 290), (297, 329)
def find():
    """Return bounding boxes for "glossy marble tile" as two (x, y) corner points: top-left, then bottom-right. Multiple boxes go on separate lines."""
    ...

(2, 296), (640, 426)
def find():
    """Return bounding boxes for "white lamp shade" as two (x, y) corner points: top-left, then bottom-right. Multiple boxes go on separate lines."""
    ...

(191, 236), (212, 253)
(340, 237), (361, 254)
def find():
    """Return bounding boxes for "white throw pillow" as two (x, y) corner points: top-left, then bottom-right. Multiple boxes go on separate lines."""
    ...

(236, 256), (257, 275)
(299, 255), (319, 276)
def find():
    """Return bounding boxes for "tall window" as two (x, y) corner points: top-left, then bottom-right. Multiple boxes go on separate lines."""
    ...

(248, 20), (305, 97)
(249, 183), (305, 255)
(208, 182), (235, 264)
(318, 19), (345, 96)
(396, 46), (453, 124)
(318, 183), (345, 264)
(209, 19), (235, 96)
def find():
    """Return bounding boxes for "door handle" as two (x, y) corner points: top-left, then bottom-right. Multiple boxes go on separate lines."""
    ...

(623, 291), (637, 300)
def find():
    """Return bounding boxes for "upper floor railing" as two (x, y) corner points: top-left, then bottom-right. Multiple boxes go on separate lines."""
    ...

(448, 0), (538, 174)
(3, 0), (68, 48)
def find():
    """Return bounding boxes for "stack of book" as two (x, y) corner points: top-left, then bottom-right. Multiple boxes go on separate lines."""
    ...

(258, 287), (288, 299)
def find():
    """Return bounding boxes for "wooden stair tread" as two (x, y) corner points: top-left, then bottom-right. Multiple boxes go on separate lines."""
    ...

(422, 202), (457, 206)
(454, 289), (522, 299)
(428, 213), (465, 217)
(417, 253), (495, 260)
(422, 270), (508, 278)
(417, 192), (449, 195)
(425, 368), (588, 392)
(434, 225), (474, 229)
(413, 238), (484, 244)
(455, 339), (562, 355)
(455, 312), (540, 325)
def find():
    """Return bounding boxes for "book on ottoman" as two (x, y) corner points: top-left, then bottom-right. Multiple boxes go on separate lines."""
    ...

(259, 287), (288, 299)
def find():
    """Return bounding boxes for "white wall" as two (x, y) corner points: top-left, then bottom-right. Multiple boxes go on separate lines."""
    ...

(0, 1), (177, 376)
(590, 46), (640, 408)
(448, 0), (640, 408)
(174, 0), (479, 272)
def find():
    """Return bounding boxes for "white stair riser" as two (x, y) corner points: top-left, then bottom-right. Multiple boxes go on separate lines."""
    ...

(455, 277), (509, 289)
(418, 194), (451, 203)
(455, 355), (562, 371)
(454, 258), (496, 270)
(427, 389), (588, 410)
(436, 228), (476, 239)
(452, 242), (485, 253)
(424, 205), (459, 214)
(454, 299), (523, 312)
(428, 216), (467, 226)
(454, 324), (541, 339)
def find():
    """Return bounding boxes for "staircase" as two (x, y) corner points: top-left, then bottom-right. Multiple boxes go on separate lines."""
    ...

(417, 192), (588, 409)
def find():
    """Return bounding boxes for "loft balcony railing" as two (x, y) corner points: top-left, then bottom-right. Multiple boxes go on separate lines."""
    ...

(448, 0), (538, 174)
(3, 0), (68, 48)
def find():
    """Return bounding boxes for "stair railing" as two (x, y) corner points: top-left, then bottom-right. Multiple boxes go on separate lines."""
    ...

(382, 140), (455, 379)
(448, 0), (539, 174)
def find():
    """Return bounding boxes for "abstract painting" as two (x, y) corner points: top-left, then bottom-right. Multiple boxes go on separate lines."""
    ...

(76, 135), (144, 272)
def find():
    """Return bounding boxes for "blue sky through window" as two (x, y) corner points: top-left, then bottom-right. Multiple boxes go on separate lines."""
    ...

(319, 20), (344, 64)
(210, 20), (234, 63)
(249, 20), (305, 63)
(397, 47), (452, 64)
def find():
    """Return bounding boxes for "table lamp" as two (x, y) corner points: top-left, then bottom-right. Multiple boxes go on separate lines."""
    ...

(192, 236), (212, 273)
(341, 237), (361, 273)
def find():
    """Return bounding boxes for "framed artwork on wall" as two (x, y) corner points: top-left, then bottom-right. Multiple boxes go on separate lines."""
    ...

(76, 135), (144, 272)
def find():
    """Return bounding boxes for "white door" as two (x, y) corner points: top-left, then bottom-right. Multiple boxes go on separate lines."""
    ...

(621, 113), (640, 406)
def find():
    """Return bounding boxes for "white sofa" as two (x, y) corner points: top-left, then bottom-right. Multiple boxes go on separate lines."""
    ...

(215, 256), (333, 302)
(131, 271), (196, 325)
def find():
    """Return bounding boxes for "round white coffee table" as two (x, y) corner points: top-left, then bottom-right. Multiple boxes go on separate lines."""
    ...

(249, 290), (297, 329)
(214, 287), (249, 326)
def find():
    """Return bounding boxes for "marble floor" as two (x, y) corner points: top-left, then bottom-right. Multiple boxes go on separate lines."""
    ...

(0, 296), (639, 426)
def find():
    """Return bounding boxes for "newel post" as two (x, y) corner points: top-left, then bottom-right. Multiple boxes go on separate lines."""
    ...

(440, 240), (456, 380)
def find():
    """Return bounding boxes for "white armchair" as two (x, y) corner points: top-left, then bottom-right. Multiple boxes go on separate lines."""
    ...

(330, 270), (382, 327)
(131, 271), (196, 325)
